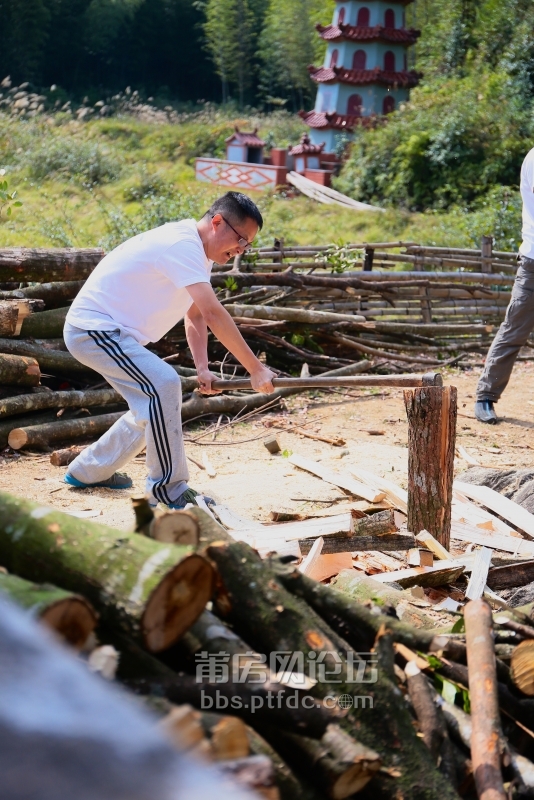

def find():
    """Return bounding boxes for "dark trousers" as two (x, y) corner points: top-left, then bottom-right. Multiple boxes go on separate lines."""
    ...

(477, 255), (534, 402)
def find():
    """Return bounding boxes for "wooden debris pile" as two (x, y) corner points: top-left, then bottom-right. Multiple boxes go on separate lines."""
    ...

(4, 448), (534, 797)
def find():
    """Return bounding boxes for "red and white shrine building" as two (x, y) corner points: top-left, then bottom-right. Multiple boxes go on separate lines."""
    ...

(301, 0), (421, 152)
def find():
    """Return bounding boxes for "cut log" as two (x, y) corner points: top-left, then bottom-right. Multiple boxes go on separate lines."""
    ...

(0, 247), (103, 281)
(288, 454), (385, 503)
(464, 599), (507, 800)
(0, 299), (31, 336)
(299, 532), (415, 555)
(0, 352), (40, 387)
(404, 661), (457, 786)
(19, 306), (69, 338)
(0, 338), (97, 374)
(257, 723), (381, 800)
(247, 726), (325, 800)
(0, 387), (123, 419)
(370, 563), (465, 589)
(50, 445), (87, 466)
(223, 303), (366, 325)
(487, 560), (534, 590)
(302, 551), (353, 583)
(8, 410), (126, 450)
(206, 539), (460, 800)
(132, 496), (201, 546)
(0, 280), (85, 308)
(454, 480), (534, 540)
(0, 571), (96, 648)
(205, 714), (250, 761)
(510, 640), (534, 696)
(404, 386), (457, 549)
(0, 490), (215, 652)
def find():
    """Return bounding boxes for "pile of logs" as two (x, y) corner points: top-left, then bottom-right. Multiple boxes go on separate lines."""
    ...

(0, 239), (521, 452)
(3, 472), (534, 799)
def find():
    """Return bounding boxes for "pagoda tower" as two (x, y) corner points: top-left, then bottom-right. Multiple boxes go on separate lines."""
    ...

(300, 0), (421, 153)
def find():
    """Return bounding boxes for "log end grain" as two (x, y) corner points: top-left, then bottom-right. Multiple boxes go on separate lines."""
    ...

(40, 596), (98, 649)
(7, 428), (28, 450)
(150, 511), (200, 546)
(511, 639), (534, 696)
(142, 554), (215, 652)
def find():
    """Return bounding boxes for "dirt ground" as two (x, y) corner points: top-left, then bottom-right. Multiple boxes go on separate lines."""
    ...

(2, 362), (534, 532)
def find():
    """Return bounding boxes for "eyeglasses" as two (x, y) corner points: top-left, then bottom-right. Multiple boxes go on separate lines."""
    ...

(218, 214), (254, 252)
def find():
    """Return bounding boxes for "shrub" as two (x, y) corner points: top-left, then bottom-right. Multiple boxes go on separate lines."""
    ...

(25, 137), (121, 184)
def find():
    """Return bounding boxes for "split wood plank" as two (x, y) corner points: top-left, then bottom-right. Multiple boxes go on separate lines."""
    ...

(370, 562), (465, 588)
(299, 537), (324, 577)
(452, 491), (518, 538)
(454, 480), (534, 540)
(465, 547), (493, 601)
(415, 530), (451, 560)
(450, 520), (534, 557)
(304, 551), (354, 583)
(348, 467), (408, 512)
(289, 454), (385, 503)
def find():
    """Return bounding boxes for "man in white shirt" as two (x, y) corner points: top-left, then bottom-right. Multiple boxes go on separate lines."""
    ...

(63, 191), (275, 508)
(475, 148), (534, 423)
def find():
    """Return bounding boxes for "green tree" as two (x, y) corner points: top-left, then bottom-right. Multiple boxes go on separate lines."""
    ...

(201, 0), (255, 107)
(258, 0), (334, 109)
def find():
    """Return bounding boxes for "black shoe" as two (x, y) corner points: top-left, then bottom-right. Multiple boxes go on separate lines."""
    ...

(474, 400), (498, 424)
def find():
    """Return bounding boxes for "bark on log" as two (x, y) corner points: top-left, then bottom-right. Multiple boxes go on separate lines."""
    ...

(276, 566), (452, 654)
(404, 386), (457, 549)
(8, 410), (126, 450)
(19, 306), (69, 339)
(0, 248), (103, 282)
(405, 662), (457, 786)
(0, 352), (40, 386)
(225, 304), (366, 325)
(50, 445), (87, 466)
(0, 491), (215, 652)
(464, 599), (507, 800)
(0, 571), (97, 648)
(0, 387), (123, 419)
(0, 280), (85, 309)
(0, 338), (97, 374)
(256, 723), (381, 800)
(207, 540), (460, 800)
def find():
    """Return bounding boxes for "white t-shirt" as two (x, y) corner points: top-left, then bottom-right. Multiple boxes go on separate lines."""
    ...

(520, 148), (534, 259)
(66, 219), (213, 344)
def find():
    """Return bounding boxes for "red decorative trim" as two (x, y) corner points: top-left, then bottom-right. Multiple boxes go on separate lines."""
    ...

(316, 23), (420, 44)
(298, 110), (378, 131)
(309, 64), (421, 88)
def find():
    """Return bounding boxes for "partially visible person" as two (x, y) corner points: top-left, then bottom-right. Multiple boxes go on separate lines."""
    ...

(475, 147), (534, 423)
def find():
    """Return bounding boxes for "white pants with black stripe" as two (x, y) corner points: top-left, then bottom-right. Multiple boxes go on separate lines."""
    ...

(64, 323), (189, 505)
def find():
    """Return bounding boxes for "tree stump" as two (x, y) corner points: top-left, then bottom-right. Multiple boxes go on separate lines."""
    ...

(403, 386), (457, 549)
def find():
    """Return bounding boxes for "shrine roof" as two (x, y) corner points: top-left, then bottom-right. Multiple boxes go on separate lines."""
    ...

(299, 110), (377, 131)
(309, 65), (421, 88)
(225, 127), (265, 147)
(288, 134), (325, 156)
(317, 23), (420, 44)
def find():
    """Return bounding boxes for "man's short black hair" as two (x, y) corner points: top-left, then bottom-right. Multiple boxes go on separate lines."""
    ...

(205, 191), (263, 230)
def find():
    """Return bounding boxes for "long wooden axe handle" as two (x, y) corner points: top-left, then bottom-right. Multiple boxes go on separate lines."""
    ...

(209, 372), (443, 391)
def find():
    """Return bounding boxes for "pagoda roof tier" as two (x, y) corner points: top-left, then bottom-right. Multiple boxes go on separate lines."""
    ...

(316, 23), (420, 44)
(299, 110), (377, 131)
(309, 65), (421, 88)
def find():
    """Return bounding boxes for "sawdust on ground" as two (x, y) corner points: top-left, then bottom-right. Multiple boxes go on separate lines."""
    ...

(2, 363), (534, 532)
